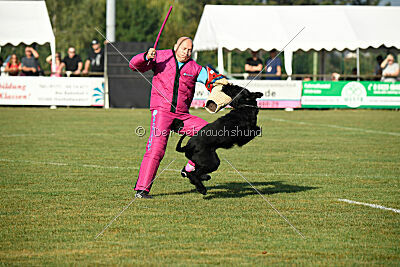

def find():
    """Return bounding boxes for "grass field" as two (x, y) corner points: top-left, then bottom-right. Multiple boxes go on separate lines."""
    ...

(0, 107), (399, 265)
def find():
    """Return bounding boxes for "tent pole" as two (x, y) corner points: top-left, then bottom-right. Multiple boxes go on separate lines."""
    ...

(227, 51), (232, 75)
(356, 48), (360, 81)
(284, 50), (293, 80)
(319, 50), (325, 80)
(50, 39), (56, 75)
(104, 43), (110, 109)
(106, 0), (116, 42)
(341, 51), (344, 74)
(217, 46), (224, 74)
(313, 51), (318, 81)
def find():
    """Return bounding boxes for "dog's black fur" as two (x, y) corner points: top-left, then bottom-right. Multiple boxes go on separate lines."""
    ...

(174, 84), (263, 195)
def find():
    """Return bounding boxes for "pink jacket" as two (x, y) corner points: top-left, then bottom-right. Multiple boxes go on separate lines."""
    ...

(129, 49), (202, 113)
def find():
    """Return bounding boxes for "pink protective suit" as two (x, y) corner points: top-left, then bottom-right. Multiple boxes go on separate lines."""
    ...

(129, 49), (208, 192)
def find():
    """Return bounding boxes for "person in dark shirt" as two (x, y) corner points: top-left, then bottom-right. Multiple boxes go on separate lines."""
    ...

(61, 47), (83, 77)
(245, 51), (263, 80)
(21, 46), (40, 76)
(265, 49), (282, 80)
(83, 39), (104, 77)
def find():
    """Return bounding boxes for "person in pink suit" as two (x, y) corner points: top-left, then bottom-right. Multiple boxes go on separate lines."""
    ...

(129, 37), (224, 199)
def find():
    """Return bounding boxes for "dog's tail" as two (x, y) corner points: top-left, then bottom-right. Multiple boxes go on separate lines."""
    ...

(176, 134), (187, 153)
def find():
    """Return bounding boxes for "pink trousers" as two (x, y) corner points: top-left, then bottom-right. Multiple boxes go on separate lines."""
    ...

(134, 109), (208, 192)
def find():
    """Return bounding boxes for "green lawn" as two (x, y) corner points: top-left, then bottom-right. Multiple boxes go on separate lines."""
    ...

(0, 107), (399, 265)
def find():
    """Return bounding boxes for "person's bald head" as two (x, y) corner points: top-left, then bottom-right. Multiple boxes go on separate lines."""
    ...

(174, 37), (193, 63)
(387, 54), (395, 64)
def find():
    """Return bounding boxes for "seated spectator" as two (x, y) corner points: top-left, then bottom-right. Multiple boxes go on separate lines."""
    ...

(374, 55), (383, 81)
(61, 47), (83, 77)
(380, 54), (399, 82)
(46, 52), (63, 77)
(21, 46), (40, 76)
(331, 72), (340, 81)
(244, 51), (263, 80)
(265, 49), (282, 80)
(82, 39), (104, 77)
(4, 54), (21, 76)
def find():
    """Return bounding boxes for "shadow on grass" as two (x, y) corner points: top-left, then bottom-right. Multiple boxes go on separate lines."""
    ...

(153, 181), (318, 199)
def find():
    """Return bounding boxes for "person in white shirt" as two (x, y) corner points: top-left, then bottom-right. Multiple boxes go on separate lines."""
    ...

(380, 54), (399, 82)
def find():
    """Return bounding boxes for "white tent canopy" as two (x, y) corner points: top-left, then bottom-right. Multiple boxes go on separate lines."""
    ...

(0, 0), (56, 66)
(193, 5), (400, 76)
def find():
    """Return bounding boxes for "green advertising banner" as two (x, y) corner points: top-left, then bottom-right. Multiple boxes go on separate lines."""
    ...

(301, 81), (400, 109)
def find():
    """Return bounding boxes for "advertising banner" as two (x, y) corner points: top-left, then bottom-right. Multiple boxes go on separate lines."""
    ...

(302, 81), (400, 109)
(0, 76), (104, 106)
(192, 80), (302, 109)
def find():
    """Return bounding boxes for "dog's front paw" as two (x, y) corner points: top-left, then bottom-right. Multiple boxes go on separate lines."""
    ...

(170, 118), (184, 133)
(196, 184), (207, 195)
(187, 173), (207, 195)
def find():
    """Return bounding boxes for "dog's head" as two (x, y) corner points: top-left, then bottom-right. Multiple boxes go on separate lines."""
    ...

(223, 84), (263, 109)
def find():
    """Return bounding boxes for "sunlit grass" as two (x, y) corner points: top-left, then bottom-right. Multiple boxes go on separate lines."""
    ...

(0, 107), (399, 265)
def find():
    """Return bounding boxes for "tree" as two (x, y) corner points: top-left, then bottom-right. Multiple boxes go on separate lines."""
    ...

(115, 0), (162, 44)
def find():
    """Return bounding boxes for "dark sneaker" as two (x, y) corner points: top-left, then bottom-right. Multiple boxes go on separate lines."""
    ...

(135, 191), (152, 199)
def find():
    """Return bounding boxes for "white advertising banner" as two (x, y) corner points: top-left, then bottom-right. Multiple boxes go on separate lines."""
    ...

(192, 80), (302, 109)
(0, 77), (104, 106)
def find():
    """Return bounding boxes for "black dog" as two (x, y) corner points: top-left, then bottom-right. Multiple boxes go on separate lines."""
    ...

(174, 84), (263, 195)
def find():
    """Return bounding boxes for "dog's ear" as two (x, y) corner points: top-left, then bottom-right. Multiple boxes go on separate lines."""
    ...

(222, 84), (244, 98)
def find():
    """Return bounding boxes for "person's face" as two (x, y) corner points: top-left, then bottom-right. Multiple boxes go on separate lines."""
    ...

(175, 39), (193, 63)
(68, 49), (76, 58)
(25, 48), (32, 57)
(92, 43), (100, 51)
(55, 53), (61, 61)
(11, 54), (17, 63)
(387, 55), (394, 65)
(270, 51), (277, 58)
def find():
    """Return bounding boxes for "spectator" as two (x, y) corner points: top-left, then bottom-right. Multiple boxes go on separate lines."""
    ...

(331, 72), (340, 81)
(265, 49), (282, 80)
(61, 47), (82, 77)
(46, 52), (63, 77)
(380, 54), (399, 82)
(82, 39), (104, 77)
(4, 54), (21, 76)
(244, 51), (262, 80)
(21, 46), (40, 76)
(374, 55), (383, 81)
